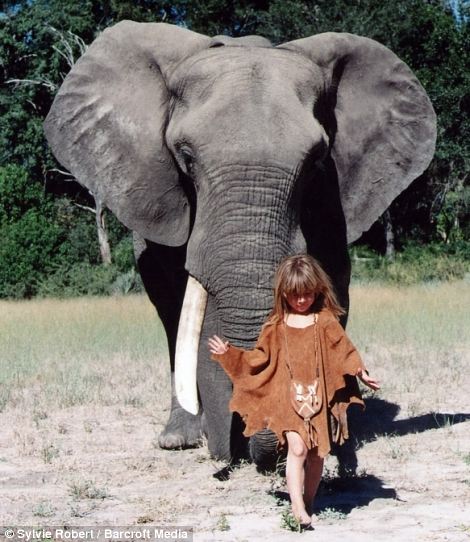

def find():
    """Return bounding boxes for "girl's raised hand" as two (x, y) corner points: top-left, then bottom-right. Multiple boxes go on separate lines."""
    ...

(208, 335), (230, 355)
(356, 368), (381, 391)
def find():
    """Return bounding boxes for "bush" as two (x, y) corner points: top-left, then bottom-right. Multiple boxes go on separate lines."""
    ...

(351, 242), (470, 284)
(111, 234), (135, 273)
(36, 263), (118, 298)
(0, 209), (63, 298)
(36, 262), (143, 298)
(111, 268), (143, 295)
(0, 164), (48, 223)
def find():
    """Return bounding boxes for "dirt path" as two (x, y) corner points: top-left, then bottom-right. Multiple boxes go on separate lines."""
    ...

(1, 402), (469, 542)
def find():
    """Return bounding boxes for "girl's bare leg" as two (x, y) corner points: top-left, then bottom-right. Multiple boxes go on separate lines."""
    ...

(304, 449), (324, 516)
(285, 431), (311, 524)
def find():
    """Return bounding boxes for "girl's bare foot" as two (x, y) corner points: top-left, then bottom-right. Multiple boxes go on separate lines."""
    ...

(310, 513), (319, 524)
(292, 506), (312, 527)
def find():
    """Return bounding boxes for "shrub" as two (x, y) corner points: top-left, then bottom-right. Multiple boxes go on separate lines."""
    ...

(0, 209), (63, 298)
(36, 262), (120, 298)
(0, 165), (136, 298)
(36, 262), (143, 298)
(111, 269), (144, 295)
(112, 234), (135, 273)
(351, 242), (470, 284)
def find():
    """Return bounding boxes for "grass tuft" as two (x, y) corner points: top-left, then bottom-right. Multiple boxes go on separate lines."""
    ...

(32, 500), (56, 517)
(68, 479), (109, 500)
(318, 507), (347, 522)
(215, 513), (231, 531)
(280, 509), (302, 532)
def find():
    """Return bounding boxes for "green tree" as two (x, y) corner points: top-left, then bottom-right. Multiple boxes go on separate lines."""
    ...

(0, 165), (60, 297)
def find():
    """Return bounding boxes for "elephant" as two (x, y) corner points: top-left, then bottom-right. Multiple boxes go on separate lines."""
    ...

(44, 21), (436, 465)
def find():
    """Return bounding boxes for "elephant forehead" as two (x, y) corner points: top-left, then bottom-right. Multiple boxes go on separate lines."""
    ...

(169, 47), (323, 104)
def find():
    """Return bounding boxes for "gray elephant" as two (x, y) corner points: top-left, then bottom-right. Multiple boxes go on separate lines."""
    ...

(44, 22), (436, 464)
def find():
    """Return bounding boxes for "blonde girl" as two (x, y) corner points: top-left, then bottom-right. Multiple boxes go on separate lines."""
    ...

(209, 254), (379, 527)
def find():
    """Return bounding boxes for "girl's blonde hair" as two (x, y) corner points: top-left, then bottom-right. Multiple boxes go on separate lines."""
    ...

(266, 254), (345, 325)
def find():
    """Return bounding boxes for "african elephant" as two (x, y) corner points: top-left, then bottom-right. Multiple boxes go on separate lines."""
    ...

(44, 21), (436, 464)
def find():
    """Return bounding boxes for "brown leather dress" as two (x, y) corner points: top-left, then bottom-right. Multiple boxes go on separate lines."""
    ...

(212, 308), (366, 458)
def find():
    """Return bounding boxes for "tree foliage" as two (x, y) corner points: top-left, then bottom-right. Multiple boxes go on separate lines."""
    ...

(0, 164), (60, 297)
(0, 0), (468, 298)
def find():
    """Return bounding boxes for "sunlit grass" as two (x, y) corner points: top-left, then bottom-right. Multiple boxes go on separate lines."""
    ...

(347, 281), (469, 413)
(0, 282), (468, 415)
(0, 295), (167, 363)
(348, 281), (469, 351)
(0, 295), (169, 411)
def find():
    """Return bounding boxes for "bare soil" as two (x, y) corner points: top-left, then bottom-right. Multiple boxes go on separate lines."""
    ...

(1, 392), (469, 541)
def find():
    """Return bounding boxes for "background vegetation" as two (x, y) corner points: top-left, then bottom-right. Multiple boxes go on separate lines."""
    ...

(1, 0), (468, 298)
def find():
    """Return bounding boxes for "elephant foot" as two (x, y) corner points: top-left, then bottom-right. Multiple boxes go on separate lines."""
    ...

(158, 406), (204, 450)
(249, 429), (281, 471)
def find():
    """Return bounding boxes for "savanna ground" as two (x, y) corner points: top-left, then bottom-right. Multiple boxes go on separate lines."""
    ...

(0, 282), (469, 541)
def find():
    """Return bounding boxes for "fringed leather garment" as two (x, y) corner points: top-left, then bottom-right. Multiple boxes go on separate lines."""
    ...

(212, 308), (366, 458)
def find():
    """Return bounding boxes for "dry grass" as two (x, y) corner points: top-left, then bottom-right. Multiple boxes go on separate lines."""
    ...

(1, 284), (467, 416)
(348, 281), (468, 351)
(347, 282), (469, 416)
(0, 295), (169, 412)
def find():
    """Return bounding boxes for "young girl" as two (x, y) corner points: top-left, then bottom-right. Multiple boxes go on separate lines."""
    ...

(208, 254), (380, 527)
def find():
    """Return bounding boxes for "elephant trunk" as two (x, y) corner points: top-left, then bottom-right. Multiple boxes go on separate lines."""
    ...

(201, 234), (305, 347)
(178, 163), (306, 418)
(187, 163), (306, 345)
(215, 285), (274, 347)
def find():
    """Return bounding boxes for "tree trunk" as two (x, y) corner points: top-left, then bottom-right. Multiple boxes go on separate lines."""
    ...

(95, 197), (112, 265)
(384, 209), (395, 260)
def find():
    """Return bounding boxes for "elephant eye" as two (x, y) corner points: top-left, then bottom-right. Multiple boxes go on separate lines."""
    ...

(180, 147), (194, 176)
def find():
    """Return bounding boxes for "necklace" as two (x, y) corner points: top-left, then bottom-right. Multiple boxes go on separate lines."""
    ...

(283, 313), (320, 380)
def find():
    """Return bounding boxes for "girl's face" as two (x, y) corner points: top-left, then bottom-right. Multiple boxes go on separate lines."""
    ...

(284, 291), (315, 314)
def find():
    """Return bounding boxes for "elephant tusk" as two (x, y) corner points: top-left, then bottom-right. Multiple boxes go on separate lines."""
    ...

(175, 275), (208, 415)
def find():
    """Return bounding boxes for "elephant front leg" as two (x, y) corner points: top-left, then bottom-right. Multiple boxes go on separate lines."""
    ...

(134, 236), (204, 450)
(158, 373), (204, 449)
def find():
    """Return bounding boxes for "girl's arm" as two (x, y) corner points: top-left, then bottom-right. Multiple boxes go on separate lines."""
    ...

(208, 327), (273, 383)
(356, 367), (380, 391)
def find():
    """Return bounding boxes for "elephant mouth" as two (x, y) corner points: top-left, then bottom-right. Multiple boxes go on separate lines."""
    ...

(175, 275), (208, 414)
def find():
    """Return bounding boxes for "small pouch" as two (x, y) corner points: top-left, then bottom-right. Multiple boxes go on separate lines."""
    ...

(290, 379), (322, 420)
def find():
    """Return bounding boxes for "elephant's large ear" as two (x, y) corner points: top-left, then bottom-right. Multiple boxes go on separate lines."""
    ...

(44, 22), (210, 245)
(281, 33), (436, 243)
